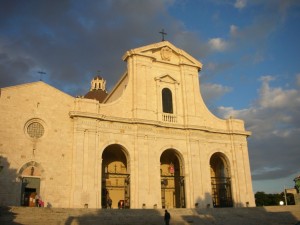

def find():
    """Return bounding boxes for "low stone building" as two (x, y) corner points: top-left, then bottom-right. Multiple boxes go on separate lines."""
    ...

(0, 41), (255, 208)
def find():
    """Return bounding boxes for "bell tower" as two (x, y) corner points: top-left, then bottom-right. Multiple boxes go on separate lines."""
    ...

(84, 73), (108, 103)
(90, 76), (106, 91)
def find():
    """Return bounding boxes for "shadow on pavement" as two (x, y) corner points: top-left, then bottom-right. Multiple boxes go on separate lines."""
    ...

(0, 206), (23, 225)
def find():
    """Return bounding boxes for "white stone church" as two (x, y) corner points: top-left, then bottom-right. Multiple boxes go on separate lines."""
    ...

(0, 41), (255, 209)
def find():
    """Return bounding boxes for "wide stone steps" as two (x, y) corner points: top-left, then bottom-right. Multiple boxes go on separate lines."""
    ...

(0, 206), (300, 225)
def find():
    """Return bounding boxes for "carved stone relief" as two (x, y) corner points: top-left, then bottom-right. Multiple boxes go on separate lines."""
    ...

(160, 47), (173, 61)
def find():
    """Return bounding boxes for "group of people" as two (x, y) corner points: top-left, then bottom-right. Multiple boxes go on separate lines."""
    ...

(106, 197), (125, 209)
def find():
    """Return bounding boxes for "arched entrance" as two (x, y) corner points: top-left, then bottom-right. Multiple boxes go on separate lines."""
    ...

(19, 161), (43, 207)
(160, 149), (185, 208)
(210, 152), (233, 207)
(101, 144), (130, 209)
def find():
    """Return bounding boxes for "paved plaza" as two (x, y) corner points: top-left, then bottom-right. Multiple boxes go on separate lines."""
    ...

(1, 205), (300, 225)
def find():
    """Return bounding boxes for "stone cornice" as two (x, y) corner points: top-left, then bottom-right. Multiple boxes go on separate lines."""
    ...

(122, 41), (202, 71)
(69, 111), (251, 137)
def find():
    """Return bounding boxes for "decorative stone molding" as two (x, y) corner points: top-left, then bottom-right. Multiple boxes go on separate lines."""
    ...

(24, 118), (47, 140)
(160, 47), (173, 61)
(18, 161), (45, 178)
(155, 74), (179, 85)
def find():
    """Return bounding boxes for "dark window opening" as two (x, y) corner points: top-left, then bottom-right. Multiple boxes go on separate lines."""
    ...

(162, 88), (173, 113)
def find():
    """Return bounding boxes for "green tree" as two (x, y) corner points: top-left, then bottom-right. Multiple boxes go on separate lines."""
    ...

(255, 192), (285, 206)
(294, 176), (300, 193)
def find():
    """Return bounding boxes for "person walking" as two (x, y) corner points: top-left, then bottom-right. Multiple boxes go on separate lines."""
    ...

(164, 210), (171, 225)
(107, 197), (112, 209)
(35, 193), (40, 207)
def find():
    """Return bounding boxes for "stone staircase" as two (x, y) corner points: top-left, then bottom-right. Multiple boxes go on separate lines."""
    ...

(1, 206), (300, 225)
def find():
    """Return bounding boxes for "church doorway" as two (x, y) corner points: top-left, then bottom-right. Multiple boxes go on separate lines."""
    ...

(21, 177), (40, 207)
(19, 162), (43, 207)
(160, 149), (185, 208)
(210, 152), (233, 207)
(101, 144), (130, 209)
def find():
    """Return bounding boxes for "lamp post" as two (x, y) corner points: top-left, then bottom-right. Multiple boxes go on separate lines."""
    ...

(284, 186), (287, 205)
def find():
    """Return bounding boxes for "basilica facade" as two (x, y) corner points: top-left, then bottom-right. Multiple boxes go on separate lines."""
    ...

(0, 41), (255, 208)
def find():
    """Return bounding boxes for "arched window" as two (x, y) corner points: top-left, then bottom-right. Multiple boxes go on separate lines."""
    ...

(162, 88), (173, 113)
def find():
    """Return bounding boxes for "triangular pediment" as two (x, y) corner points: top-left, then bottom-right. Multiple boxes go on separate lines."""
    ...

(2, 81), (73, 99)
(122, 41), (202, 71)
(155, 74), (179, 84)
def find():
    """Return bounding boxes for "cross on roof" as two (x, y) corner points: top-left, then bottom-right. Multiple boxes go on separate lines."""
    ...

(159, 29), (167, 41)
(96, 70), (101, 75)
(38, 71), (46, 81)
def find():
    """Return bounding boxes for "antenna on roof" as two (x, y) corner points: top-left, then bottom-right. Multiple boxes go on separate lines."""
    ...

(38, 71), (46, 81)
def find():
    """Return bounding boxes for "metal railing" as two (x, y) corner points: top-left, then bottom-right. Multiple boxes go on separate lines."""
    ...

(162, 113), (177, 123)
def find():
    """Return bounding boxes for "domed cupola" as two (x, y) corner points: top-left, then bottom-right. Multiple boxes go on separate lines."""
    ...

(84, 73), (108, 103)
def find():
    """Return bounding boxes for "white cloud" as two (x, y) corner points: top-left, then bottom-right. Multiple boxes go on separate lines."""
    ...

(230, 25), (238, 36)
(201, 83), (232, 103)
(258, 76), (299, 108)
(208, 38), (228, 52)
(206, 62), (217, 71)
(234, 0), (247, 9)
(259, 75), (274, 83)
(272, 129), (292, 138)
(252, 167), (282, 176)
(228, 1), (300, 56)
(173, 31), (210, 58)
(0, 0), (184, 94)
(216, 75), (300, 181)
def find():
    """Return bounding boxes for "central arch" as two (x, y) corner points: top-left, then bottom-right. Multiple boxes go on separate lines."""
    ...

(101, 144), (130, 209)
(160, 149), (185, 208)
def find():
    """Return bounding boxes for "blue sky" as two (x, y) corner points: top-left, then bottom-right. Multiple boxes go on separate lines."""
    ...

(1, 0), (300, 194)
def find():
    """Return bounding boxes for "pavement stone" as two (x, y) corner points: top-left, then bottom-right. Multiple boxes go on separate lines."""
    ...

(0, 206), (299, 225)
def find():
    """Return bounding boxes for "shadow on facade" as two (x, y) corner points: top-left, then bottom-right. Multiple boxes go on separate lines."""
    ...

(0, 156), (21, 206)
(0, 157), (22, 225)
(194, 192), (213, 208)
